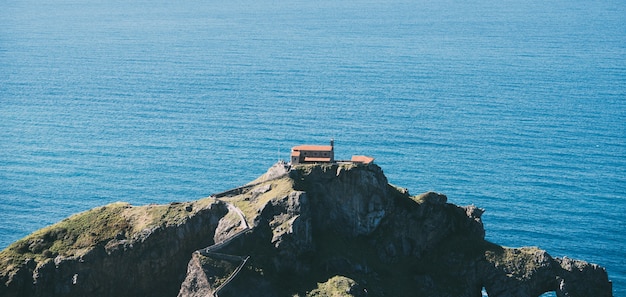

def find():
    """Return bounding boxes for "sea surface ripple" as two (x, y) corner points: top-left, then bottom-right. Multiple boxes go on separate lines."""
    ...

(1, 0), (624, 295)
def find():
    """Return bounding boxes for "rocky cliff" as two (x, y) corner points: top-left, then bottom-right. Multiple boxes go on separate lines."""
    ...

(0, 162), (613, 297)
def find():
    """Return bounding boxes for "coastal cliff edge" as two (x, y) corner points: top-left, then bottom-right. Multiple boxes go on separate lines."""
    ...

(0, 162), (612, 297)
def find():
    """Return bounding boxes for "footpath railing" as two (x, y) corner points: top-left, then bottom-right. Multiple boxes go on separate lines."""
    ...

(196, 166), (290, 296)
(211, 170), (290, 199)
(199, 225), (250, 255)
(194, 200), (251, 297)
(213, 255), (250, 297)
(212, 184), (257, 199)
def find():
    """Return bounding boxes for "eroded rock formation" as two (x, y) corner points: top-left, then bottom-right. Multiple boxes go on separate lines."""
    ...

(0, 162), (613, 297)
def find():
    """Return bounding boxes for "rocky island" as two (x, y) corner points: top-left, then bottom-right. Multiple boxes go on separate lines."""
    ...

(0, 162), (613, 297)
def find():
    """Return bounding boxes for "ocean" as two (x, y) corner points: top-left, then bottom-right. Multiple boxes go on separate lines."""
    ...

(1, 0), (624, 295)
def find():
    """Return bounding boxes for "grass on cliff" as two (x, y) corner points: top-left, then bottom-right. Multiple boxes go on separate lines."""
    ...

(484, 244), (546, 279)
(305, 275), (359, 297)
(197, 254), (240, 289)
(228, 176), (296, 225)
(123, 197), (216, 233)
(0, 198), (218, 273)
(0, 202), (131, 271)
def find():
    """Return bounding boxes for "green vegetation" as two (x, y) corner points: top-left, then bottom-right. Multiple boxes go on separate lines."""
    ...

(197, 254), (239, 288)
(0, 198), (219, 274)
(124, 198), (214, 234)
(484, 245), (546, 279)
(306, 276), (359, 297)
(0, 202), (131, 271)
(228, 177), (295, 225)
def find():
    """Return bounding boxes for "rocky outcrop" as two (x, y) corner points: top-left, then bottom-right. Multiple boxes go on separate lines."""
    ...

(293, 163), (392, 236)
(478, 247), (613, 297)
(0, 162), (613, 297)
(555, 257), (613, 297)
(0, 200), (228, 297)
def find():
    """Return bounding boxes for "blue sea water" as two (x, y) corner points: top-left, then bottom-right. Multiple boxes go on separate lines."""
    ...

(1, 0), (624, 295)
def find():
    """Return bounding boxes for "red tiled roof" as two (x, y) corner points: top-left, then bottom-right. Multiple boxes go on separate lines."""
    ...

(351, 155), (374, 164)
(292, 145), (333, 152)
(291, 151), (301, 157)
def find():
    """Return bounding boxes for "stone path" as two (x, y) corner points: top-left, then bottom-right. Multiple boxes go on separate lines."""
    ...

(193, 199), (251, 297)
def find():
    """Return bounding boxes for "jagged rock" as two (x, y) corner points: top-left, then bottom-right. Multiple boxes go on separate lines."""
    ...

(0, 162), (613, 297)
(291, 163), (392, 236)
(479, 247), (613, 297)
(177, 252), (232, 297)
(555, 257), (612, 297)
(482, 247), (557, 297)
(419, 191), (448, 204)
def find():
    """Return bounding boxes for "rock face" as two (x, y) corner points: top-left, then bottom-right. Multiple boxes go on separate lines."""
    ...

(0, 162), (613, 297)
(0, 200), (228, 297)
(299, 163), (392, 236)
(555, 257), (613, 297)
